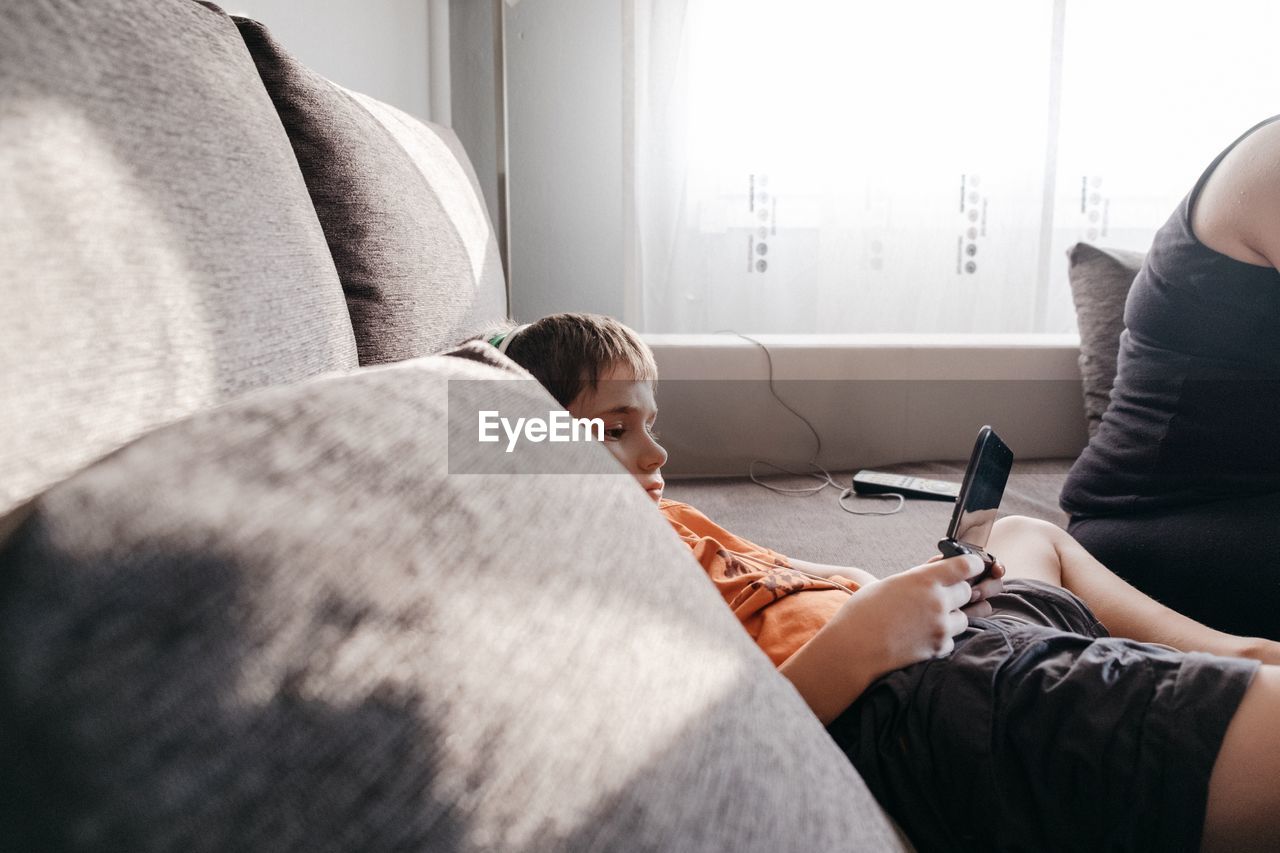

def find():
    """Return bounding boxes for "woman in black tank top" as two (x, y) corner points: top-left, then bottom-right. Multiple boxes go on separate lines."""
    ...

(1061, 116), (1280, 639)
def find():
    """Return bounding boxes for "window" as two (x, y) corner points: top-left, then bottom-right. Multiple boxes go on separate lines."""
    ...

(625, 0), (1280, 333)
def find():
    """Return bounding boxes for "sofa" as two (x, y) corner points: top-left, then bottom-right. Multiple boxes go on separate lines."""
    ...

(0, 2), (921, 850)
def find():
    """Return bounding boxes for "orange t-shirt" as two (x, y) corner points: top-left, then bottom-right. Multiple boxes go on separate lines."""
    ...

(659, 498), (860, 666)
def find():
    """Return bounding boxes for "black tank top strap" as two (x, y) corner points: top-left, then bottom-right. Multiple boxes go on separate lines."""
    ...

(1185, 113), (1280, 221)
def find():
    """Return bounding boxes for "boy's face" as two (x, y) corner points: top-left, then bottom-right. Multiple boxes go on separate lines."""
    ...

(568, 366), (667, 502)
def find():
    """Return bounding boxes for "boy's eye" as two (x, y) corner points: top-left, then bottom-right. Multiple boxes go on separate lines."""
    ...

(604, 426), (626, 441)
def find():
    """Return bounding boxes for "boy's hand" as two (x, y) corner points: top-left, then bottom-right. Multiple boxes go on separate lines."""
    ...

(831, 554), (985, 679)
(778, 554), (985, 724)
(927, 553), (1005, 617)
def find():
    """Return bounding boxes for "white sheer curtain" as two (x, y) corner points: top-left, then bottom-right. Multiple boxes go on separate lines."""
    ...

(625, 0), (1280, 334)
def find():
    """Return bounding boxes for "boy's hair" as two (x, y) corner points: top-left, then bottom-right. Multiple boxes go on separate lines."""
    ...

(479, 313), (657, 408)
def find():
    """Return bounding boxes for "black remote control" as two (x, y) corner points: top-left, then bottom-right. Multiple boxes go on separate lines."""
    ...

(852, 470), (960, 502)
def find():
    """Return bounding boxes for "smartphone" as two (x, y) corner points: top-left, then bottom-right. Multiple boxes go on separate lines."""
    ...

(937, 425), (1013, 581)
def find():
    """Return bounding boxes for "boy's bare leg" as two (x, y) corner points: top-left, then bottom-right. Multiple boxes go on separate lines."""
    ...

(1202, 666), (1280, 852)
(986, 516), (1280, 663)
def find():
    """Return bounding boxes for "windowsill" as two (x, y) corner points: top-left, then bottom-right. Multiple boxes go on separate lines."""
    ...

(642, 333), (1083, 382)
(643, 333), (1080, 346)
(639, 333), (1087, 475)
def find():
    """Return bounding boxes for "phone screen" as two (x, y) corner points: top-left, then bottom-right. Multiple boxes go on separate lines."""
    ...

(946, 426), (1014, 550)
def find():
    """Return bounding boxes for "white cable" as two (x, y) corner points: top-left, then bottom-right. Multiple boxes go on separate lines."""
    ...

(837, 488), (905, 516)
(748, 460), (837, 495)
(718, 330), (903, 516)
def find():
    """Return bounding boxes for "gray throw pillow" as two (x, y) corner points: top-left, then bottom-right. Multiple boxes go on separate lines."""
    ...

(234, 17), (506, 364)
(0, 354), (904, 853)
(1066, 243), (1146, 436)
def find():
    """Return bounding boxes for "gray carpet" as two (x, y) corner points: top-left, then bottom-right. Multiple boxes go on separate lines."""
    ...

(665, 458), (1072, 579)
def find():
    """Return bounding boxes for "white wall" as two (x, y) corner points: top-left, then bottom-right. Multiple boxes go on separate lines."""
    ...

(448, 0), (502, 250)
(505, 0), (623, 321)
(228, 0), (433, 121)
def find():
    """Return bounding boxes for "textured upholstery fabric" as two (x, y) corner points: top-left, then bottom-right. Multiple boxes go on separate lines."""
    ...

(235, 17), (507, 365)
(0, 355), (905, 853)
(0, 0), (358, 520)
(1065, 243), (1146, 436)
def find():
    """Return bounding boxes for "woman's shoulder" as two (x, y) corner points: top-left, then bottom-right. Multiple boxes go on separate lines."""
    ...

(1190, 117), (1280, 269)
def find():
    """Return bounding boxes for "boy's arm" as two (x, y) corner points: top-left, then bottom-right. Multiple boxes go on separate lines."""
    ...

(777, 612), (884, 725)
(787, 557), (879, 587)
(778, 555), (984, 725)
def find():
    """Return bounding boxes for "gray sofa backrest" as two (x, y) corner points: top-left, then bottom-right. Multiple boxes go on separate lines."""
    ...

(0, 0), (511, 522)
(0, 0), (359, 519)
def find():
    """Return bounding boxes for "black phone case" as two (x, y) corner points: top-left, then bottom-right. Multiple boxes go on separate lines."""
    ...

(937, 537), (995, 584)
(939, 425), (1010, 585)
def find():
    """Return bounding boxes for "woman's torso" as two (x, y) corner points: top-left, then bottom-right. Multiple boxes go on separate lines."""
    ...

(1061, 115), (1280, 516)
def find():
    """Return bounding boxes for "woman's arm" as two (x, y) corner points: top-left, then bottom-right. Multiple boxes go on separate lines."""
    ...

(778, 555), (984, 725)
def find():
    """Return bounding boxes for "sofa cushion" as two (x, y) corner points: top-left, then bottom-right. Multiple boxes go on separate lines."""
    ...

(0, 0), (358, 520)
(1066, 243), (1146, 436)
(235, 17), (507, 366)
(0, 354), (905, 853)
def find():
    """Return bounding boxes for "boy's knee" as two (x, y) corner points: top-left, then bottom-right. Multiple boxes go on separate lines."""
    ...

(989, 515), (1067, 585)
(992, 515), (1064, 545)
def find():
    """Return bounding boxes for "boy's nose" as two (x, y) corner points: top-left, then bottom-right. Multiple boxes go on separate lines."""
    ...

(642, 437), (668, 471)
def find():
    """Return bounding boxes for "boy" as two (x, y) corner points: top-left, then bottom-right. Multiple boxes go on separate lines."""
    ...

(482, 312), (1280, 852)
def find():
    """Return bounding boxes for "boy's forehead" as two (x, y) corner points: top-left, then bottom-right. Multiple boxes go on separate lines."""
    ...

(576, 368), (656, 412)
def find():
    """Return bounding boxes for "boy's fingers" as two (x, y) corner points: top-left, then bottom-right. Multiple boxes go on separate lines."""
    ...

(963, 599), (994, 619)
(944, 580), (973, 611)
(971, 575), (1004, 603)
(923, 554), (985, 583)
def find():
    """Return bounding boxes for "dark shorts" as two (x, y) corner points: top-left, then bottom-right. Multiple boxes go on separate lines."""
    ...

(826, 580), (1260, 853)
